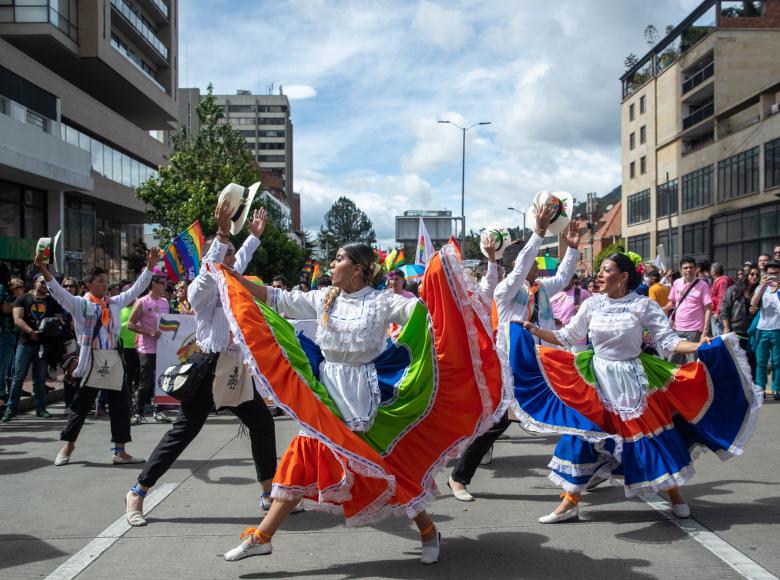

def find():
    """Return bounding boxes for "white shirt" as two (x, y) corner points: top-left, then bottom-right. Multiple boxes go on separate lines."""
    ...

(493, 233), (577, 351)
(188, 235), (260, 353)
(757, 286), (780, 331)
(477, 261), (498, 302)
(266, 285), (417, 431)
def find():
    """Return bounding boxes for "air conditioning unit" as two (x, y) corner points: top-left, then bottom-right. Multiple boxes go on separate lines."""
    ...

(771, 103), (780, 115)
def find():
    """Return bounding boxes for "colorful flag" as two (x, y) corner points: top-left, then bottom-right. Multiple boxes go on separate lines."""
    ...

(163, 221), (205, 283)
(383, 248), (406, 272)
(415, 218), (435, 266)
(310, 263), (322, 287)
(394, 248), (405, 268)
(158, 317), (181, 340)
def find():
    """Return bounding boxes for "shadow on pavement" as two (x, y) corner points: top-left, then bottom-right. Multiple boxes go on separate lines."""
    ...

(0, 456), (52, 476)
(0, 534), (67, 570)
(236, 531), (654, 580)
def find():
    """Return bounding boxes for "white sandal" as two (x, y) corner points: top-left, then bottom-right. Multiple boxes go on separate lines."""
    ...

(126, 487), (148, 526)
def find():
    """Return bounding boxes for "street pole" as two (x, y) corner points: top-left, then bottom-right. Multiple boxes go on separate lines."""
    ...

(460, 127), (466, 250)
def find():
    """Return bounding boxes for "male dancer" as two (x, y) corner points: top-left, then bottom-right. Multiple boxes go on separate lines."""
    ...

(448, 203), (580, 500)
(124, 201), (278, 526)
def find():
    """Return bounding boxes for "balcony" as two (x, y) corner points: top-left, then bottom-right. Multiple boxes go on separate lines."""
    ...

(682, 61), (714, 94)
(141, 0), (169, 20)
(0, 2), (78, 43)
(110, 0), (168, 61)
(683, 100), (714, 130)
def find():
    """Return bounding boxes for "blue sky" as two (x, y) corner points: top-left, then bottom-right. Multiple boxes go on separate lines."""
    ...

(180, 0), (701, 245)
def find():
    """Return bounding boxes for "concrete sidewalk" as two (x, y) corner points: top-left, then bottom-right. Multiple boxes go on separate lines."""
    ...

(1, 398), (779, 579)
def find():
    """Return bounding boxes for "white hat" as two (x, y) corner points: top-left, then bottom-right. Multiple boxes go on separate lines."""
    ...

(526, 190), (574, 237)
(53, 230), (63, 272)
(217, 182), (261, 235)
(480, 227), (512, 259)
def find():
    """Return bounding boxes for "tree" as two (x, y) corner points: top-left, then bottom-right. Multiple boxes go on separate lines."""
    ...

(644, 24), (659, 46)
(136, 83), (259, 242)
(318, 197), (376, 261)
(624, 53), (638, 70)
(594, 240), (625, 272)
(242, 199), (304, 284)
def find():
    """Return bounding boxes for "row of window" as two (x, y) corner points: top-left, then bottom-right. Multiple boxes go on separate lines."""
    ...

(627, 137), (780, 224)
(110, 0), (168, 60)
(627, 222), (707, 263)
(629, 156), (647, 178)
(60, 122), (159, 188)
(223, 104), (288, 113)
(0, 180), (46, 241)
(629, 125), (647, 150)
(111, 33), (162, 89)
(238, 129), (287, 138)
(628, 95), (647, 121)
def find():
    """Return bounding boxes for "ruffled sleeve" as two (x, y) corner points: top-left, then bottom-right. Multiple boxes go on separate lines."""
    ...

(382, 291), (418, 326)
(554, 295), (595, 347)
(643, 298), (682, 358)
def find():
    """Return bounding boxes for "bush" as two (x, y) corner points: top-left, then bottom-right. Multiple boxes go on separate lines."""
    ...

(594, 240), (625, 271)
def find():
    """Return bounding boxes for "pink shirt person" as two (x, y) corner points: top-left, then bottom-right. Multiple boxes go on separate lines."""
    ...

(135, 294), (169, 354)
(669, 278), (711, 332)
(550, 285), (591, 349)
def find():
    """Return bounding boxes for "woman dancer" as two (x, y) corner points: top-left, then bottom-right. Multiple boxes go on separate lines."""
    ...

(515, 252), (760, 522)
(216, 240), (503, 565)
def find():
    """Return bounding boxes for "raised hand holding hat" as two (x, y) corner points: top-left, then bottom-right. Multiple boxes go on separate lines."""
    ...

(217, 182), (262, 235)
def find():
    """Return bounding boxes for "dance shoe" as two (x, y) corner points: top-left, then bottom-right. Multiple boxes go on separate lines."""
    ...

(538, 505), (579, 524)
(420, 531), (441, 565)
(54, 452), (71, 466)
(224, 532), (273, 561)
(447, 477), (474, 502)
(671, 502), (691, 518)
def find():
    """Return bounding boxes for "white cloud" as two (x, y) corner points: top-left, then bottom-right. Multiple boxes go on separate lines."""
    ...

(282, 84), (317, 100)
(412, 1), (473, 50)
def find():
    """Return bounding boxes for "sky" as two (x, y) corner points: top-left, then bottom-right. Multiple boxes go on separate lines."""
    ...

(179, 0), (702, 246)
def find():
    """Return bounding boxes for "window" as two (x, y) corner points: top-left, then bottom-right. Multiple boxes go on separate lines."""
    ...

(657, 228), (679, 265)
(629, 132), (635, 150)
(239, 130), (257, 138)
(627, 188), (651, 224)
(258, 155), (286, 163)
(640, 156), (647, 174)
(713, 203), (780, 271)
(639, 125), (646, 144)
(766, 137), (780, 190)
(657, 178), (679, 218)
(718, 146), (759, 200)
(682, 220), (709, 258)
(682, 165), (713, 211)
(258, 142), (285, 150)
(0, 181), (46, 239)
(640, 95), (646, 114)
(228, 104), (254, 113)
(629, 103), (635, 121)
(629, 161), (636, 179)
(258, 130), (285, 137)
(257, 117), (286, 125)
(627, 233), (650, 260)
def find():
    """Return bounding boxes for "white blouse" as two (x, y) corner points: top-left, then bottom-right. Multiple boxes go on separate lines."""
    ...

(266, 286), (418, 431)
(554, 292), (683, 420)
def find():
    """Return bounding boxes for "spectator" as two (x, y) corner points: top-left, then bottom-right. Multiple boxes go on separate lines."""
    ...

(406, 281), (420, 297)
(171, 279), (193, 314)
(648, 271), (670, 308)
(709, 262), (734, 336)
(315, 275), (332, 288)
(664, 256), (711, 364)
(271, 275), (288, 290)
(297, 280), (311, 293)
(5, 277), (25, 392)
(2, 273), (62, 421)
(758, 253), (770, 275)
(721, 263), (760, 379)
(751, 261), (780, 400)
(119, 285), (141, 416)
(774, 244), (780, 262)
(128, 274), (171, 424)
(0, 265), (15, 411)
(736, 269), (744, 282)
(586, 278), (597, 294)
(696, 259), (712, 286)
(387, 270), (415, 298)
(550, 275), (591, 352)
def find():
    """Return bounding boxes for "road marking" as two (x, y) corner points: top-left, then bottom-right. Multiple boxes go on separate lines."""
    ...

(45, 482), (178, 580)
(641, 495), (778, 580)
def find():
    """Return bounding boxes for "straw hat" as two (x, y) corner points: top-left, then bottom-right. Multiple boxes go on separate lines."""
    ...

(526, 190), (574, 237)
(217, 182), (262, 235)
(480, 227), (512, 259)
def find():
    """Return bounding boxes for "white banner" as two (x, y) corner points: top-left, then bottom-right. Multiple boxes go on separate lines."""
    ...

(154, 313), (198, 406)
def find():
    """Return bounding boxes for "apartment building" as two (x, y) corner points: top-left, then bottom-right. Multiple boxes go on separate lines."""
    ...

(178, 87), (299, 236)
(0, 0), (178, 280)
(621, 0), (780, 274)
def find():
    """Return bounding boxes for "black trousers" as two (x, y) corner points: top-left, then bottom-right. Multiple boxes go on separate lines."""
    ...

(451, 412), (511, 485)
(123, 348), (141, 396)
(137, 375), (277, 488)
(60, 382), (132, 443)
(136, 353), (158, 414)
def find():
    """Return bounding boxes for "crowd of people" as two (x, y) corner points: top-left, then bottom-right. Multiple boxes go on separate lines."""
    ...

(0, 189), (774, 568)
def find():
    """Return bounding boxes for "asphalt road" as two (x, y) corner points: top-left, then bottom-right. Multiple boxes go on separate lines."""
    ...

(1, 397), (778, 580)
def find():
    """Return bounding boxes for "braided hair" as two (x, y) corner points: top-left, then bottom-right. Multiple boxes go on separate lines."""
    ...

(321, 243), (382, 326)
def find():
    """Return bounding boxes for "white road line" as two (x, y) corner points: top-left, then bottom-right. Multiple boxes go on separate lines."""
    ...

(641, 495), (778, 580)
(45, 482), (178, 580)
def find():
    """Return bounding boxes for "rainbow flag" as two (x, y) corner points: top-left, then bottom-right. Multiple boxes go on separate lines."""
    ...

(310, 263), (322, 287)
(163, 221), (205, 283)
(415, 218), (434, 266)
(159, 317), (181, 340)
(383, 248), (406, 272)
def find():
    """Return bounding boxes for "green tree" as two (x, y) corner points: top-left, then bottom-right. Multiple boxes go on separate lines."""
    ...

(624, 52), (638, 70)
(594, 240), (625, 271)
(318, 197), (376, 261)
(241, 198), (304, 284)
(136, 83), (259, 242)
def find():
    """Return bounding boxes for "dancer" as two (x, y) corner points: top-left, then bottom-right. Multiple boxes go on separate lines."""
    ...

(216, 237), (503, 565)
(517, 252), (760, 522)
(448, 203), (580, 501)
(124, 197), (278, 526)
(34, 249), (158, 465)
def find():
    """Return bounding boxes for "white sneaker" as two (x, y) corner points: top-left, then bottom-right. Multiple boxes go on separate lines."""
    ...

(420, 531), (441, 565)
(479, 446), (493, 465)
(224, 538), (272, 561)
(538, 505), (579, 524)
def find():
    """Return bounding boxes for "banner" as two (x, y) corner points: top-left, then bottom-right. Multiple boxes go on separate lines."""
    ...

(154, 313), (198, 406)
(164, 221), (205, 283)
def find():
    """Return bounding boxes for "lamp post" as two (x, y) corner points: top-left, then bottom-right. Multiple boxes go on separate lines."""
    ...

(507, 207), (527, 242)
(438, 119), (491, 250)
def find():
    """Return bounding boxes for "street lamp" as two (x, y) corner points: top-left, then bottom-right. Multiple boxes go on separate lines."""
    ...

(438, 119), (491, 249)
(507, 207), (527, 241)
